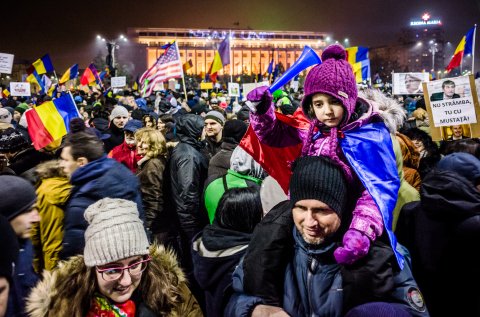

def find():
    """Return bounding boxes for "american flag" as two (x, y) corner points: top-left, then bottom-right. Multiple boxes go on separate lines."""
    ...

(140, 42), (183, 97)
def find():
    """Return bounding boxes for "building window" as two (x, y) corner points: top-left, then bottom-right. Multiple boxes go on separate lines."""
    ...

(188, 53), (193, 57)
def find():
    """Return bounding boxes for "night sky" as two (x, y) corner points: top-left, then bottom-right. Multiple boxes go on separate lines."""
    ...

(2, 0), (480, 72)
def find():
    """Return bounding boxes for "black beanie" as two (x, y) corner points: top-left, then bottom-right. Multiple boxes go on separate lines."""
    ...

(222, 119), (248, 144)
(0, 175), (37, 220)
(290, 156), (347, 216)
(0, 215), (19, 284)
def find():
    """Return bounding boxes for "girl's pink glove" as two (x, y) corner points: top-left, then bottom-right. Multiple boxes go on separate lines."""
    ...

(245, 86), (273, 114)
(334, 229), (370, 265)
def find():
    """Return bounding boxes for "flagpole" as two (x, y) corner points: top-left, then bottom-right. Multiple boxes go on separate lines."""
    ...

(472, 24), (477, 73)
(176, 41), (188, 99)
(229, 30), (233, 83)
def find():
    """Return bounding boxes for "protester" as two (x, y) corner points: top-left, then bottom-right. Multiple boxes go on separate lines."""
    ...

(108, 119), (142, 173)
(104, 105), (129, 153)
(30, 160), (71, 273)
(0, 215), (20, 317)
(225, 156), (428, 316)
(396, 152), (480, 316)
(245, 44), (403, 266)
(0, 175), (40, 317)
(59, 132), (143, 259)
(203, 110), (225, 159)
(192, 187), (263, 317)
(26, 198), (203, 316)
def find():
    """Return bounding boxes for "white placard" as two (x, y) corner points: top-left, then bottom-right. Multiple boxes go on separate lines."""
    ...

(111, 76), (126, 88)
(228, 82), (240, 97)
(175, 83), (181, 90)
(242, 81), (269, 97)
(0, 53), (14, 74)
(10, 82), (31, 96)
(290, 80), (299, 92)
(392, 72), (429, 95)
(425, 76), (477, 127)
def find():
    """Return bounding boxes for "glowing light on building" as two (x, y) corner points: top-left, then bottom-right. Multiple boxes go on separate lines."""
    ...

(410, 12), (441, 26)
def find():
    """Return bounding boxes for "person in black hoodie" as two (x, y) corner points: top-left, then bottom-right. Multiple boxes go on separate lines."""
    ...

(396, 152), (480, 317)
(192, 187), (263, 317)
(103, 105), (129, 153)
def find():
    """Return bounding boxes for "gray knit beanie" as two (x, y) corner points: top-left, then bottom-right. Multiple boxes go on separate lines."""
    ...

(109, 105), (129, 121)
(83, 198), (149, 267)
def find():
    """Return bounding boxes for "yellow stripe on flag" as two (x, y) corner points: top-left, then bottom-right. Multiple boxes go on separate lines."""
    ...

(210, 51), (223, 74)
(35, 101), (67, 141)
(33, 59), (47, 74)
(453, 36), (467, 55)
(345, 47), (358, 65)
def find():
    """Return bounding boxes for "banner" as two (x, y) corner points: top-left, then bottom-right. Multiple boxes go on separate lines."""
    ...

(0, 53), (14, 74)
(10, 82), (31, 96)
(423, 75), (480, 141)
(228, 82), (240, 97)
(200, 82), (213, 90)
(110, 76), (126, 88)
(392, 72), (429, 95)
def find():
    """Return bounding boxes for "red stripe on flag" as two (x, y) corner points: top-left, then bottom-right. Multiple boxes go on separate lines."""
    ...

(25, 109), (54, 150)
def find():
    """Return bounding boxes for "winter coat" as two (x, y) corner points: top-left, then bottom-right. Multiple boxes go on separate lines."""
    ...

(168, 115), (209, 242)
(204, 136), (222, 160)
(396, 132), (422, 191)
(31, 177), (71, 272)
(192, 225), (251, 317)
(109, 140), (141, 174)
(103, 122), (124, 153)
(8, 239), (39, 317)
(225, 228), (429, 317)
(26, 245), (203, 317)
(60, 156), (143, 259)
(396, 169), (480, 317)
(207, 141), (237, 180)
(137, 156), (174, 235)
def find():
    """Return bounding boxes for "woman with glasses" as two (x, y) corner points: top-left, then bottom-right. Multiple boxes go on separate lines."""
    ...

(26, 198), (203, 317)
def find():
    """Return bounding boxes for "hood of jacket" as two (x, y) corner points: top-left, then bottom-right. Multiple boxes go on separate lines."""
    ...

(420, 169), (480, 220)
(70, 156), (115, 186)
(358, 89), (406, 134)
(175, 114), (205, 149)
(36, 177), (72, 205)
(26, 245), (191, 317)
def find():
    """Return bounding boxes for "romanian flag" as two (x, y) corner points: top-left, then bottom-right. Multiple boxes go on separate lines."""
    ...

(27, 54), (54, 75)
(47, 83), (58, 97)
(2, 88), (10, 98)
(346, 46), (370, 83)
(209, 37), (231, 75)
(446, 26), (476, 72)
(26, 71), (45, 92)
(80, 64), (103, 87)
(183, 59), (193, 72)
(25, 93), (80, 150)
(59, 64), (79, 84)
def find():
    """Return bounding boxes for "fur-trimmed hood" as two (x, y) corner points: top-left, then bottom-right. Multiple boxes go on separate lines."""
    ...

(359, 89), (406, 134)
(26, 244), (202, 317)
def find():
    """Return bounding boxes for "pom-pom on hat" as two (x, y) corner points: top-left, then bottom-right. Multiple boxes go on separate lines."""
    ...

(301, 44), (357, 125)
(83, 198), (149, 267)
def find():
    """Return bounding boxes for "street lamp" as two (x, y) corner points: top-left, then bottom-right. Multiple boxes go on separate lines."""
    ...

(428, 41), (438, 72)
(96, 34), (128, 76)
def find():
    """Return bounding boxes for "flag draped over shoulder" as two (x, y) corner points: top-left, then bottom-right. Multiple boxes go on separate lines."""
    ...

(59, 64), (79, 84)
(25, 93), (80, 150)
(446, 26), (476, 72)
(346, 46), (370, 83)
(27, 54), (54, 75)
(139, 42), (183, 97)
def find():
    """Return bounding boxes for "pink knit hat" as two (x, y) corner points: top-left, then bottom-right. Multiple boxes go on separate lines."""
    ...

(301, 44), (357, 125)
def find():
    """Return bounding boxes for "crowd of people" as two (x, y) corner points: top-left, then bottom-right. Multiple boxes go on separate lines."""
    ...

(0, 44), (479, 317)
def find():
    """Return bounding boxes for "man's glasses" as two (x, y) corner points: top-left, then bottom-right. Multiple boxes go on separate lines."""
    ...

(96, 256), (151, 281)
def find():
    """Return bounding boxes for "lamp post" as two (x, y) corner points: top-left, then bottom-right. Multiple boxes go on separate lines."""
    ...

(96, 34), (128, 76)
(429, 40), (438, 72)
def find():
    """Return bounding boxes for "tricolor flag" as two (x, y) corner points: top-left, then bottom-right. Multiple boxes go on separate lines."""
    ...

(59, 64), (79, 84)
(25, 93), (80, 150)
(2, 88), (10, 98)
(346, 46), (370, 83)
(27, 54), (54, 75)
(139, 42), (183, 97)
(209, 37), (231, 76)
(446, 26), (476, 72)
(26, 71), (45, 92)
(183, 59), (194, 72)
(80, 64), (103, 88)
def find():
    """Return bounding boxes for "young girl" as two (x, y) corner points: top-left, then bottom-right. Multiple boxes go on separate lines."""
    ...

(246, 44), (402, 266)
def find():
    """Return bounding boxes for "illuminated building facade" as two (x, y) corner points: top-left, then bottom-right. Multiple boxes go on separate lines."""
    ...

(127, 27), (329, 77)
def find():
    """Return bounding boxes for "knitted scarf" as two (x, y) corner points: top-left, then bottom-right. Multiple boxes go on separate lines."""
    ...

(86, 294), (136, 317)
